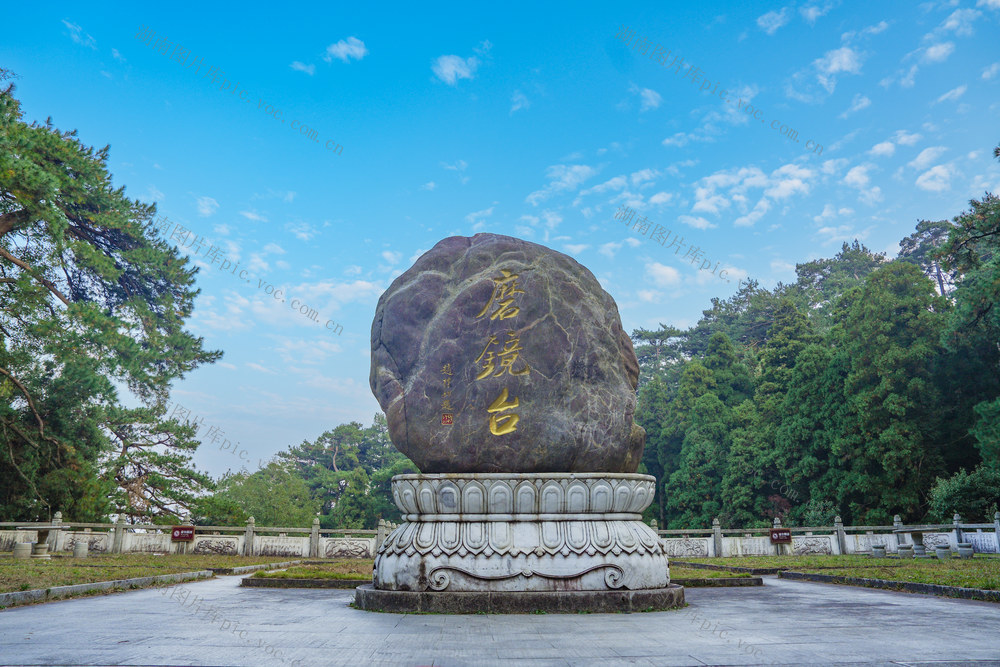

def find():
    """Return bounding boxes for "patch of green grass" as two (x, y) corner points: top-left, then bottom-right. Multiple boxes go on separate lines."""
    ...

(0, 553), (292, 594)
(670, 566), (752, 579)
(794, 559), (1000, 591)
(253, 560), (373, 580)
(680, 555), (899, 569)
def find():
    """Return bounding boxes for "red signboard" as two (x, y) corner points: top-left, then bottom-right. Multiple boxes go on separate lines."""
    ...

(441, 413), (453, 425)
(171, 526), (196, 541)
(769, 528), (791, 544)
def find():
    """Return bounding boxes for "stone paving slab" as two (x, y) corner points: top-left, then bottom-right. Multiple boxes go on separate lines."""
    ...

(1, 575), (999, 665)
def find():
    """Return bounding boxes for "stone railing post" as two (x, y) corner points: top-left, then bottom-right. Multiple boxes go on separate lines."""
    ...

(712, 517), (723, 558)
(953, 513), (963, 547)
(375, 519), (387, 554)
(994, 512), (1000, 553)
(773, 517), (783, 556)
(112, 516), (125, 554)
(50, 511), (63, 552)
(310, 518), (320, 558)
(243, 517), (255, 557)
(834, 515), (847, 555)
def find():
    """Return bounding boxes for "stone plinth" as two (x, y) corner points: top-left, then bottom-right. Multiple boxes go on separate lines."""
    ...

(361, 473), (679, 611)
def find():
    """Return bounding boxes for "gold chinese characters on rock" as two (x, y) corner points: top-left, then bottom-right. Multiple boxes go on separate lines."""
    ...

(440, 363), (454, 425)
(475, 270), (530, 436)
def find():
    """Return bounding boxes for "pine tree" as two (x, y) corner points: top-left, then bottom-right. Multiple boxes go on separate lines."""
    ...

(0, 76), (220, 520)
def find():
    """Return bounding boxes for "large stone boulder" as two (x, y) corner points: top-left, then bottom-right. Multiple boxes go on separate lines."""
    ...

(369, 233), (644, 473)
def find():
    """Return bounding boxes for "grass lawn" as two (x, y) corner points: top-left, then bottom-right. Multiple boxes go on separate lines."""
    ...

(793, 559), (1000, 591)
(0, 554), (293, 594)
(254, 560), (374, 580)
(680, 555), (896, 569)
(680, 555), (1000, 590)
(670, 566), (751, 579)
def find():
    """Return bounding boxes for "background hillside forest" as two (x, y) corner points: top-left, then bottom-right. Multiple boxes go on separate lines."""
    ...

(1, 75), (998, 529)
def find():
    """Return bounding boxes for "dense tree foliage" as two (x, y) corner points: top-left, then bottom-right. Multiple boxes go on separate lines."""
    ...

(191, 414), (417, 528)
(0, 75), (219, 522)
(634, 146), (1000, 527)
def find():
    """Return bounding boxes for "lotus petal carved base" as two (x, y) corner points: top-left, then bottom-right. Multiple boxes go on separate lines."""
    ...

(372, 473), (670, 593)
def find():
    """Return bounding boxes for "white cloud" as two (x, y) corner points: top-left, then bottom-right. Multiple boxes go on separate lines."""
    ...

(678, 215), (715, 230)
(465, 206), (495, 227)
(263, 243), (286, 255)
(869, 141), (895, 157)
(839, 93), (871, 119)
(563, 244), (589, 254)
(196, 196), (219, 217)
(324, 37), (368, 63)
(813, 46), (863, 92)
(935, 85), (967, 103)
(734, 199), (771, 228)
(646, 262), (681, 287)
(842, 165), (882, 203)
(757, 8), (791, 34)
(922, 42), (955, 63)
(649, 192), (673, 205)
(983, 62), (1000, 79)
(915, 164), (954, 192)
(214, 224), (231, 236)
(240, 210), (267, 222)
(111, 48), (125, 63)
(285, 221), (318, 241)
(344, 265), (362, 276)
(381, 250), (402, 265)
(62, 20), (96, 49)
(525, 164), (597, 206)
(247, 362), (278, 375)
(893, 130), (922, 146)
(909, 146), (947, 170)
(939, 8), (981, 36)
(979, 0), (1000, 9)
(432, 54), (480, 85)
(421, 181), (436, 191)
(510, 90), (530, 114)
(630, 84), (662, 111)
(599, 241), (623, 259)
(800, 2), (834, 24)
(821, 158), (849, 175)
(146, 185), (164, 202)
(442, 160), (467, 172)
(290, 61), (315, 75)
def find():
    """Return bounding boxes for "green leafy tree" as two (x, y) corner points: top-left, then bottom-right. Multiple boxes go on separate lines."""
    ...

(192, 462), (320, 528)
(927, 466), (1000, 523)
(830, 262), (950, 523)
(0, 75), (220, 521)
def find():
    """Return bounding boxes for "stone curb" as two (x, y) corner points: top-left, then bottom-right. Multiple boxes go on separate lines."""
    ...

(670, 560), (783, 575)
(672, 577), (763, 587)
(241, 577), (369, 589)
(208, 560), (302, 575)
(779, 571), (1000, 602)
(353, 583), (685, 614)
(0, 570), (213, 609)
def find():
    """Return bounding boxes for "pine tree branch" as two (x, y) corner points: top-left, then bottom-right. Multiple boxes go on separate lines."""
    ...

(0, 248), (72, 306)
(0, 209), (34, 238)
(0, 364), (61, 449)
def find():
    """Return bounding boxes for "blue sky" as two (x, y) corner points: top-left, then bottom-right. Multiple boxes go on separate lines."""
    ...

(4, 1), (999, 477)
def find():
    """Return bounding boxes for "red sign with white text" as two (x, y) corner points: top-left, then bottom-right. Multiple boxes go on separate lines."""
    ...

(769, 528), (791, 543)
(171, 526), (196, 541)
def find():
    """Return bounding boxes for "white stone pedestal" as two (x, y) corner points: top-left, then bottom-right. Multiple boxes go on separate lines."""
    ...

(372, 473), (670, 593)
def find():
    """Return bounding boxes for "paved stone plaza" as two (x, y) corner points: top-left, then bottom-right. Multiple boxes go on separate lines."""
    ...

(2, 575), (999, 665)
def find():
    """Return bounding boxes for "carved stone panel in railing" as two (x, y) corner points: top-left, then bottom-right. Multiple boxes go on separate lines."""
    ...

(63, 532), (109, 553)
(192, 536), (240, 555)
(255, 536), (307, 557)
(792, 536), (833, 555)
(324, 538), (374, 559)
(660, 537), (710, 557)
(965, 532), (998, 553)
